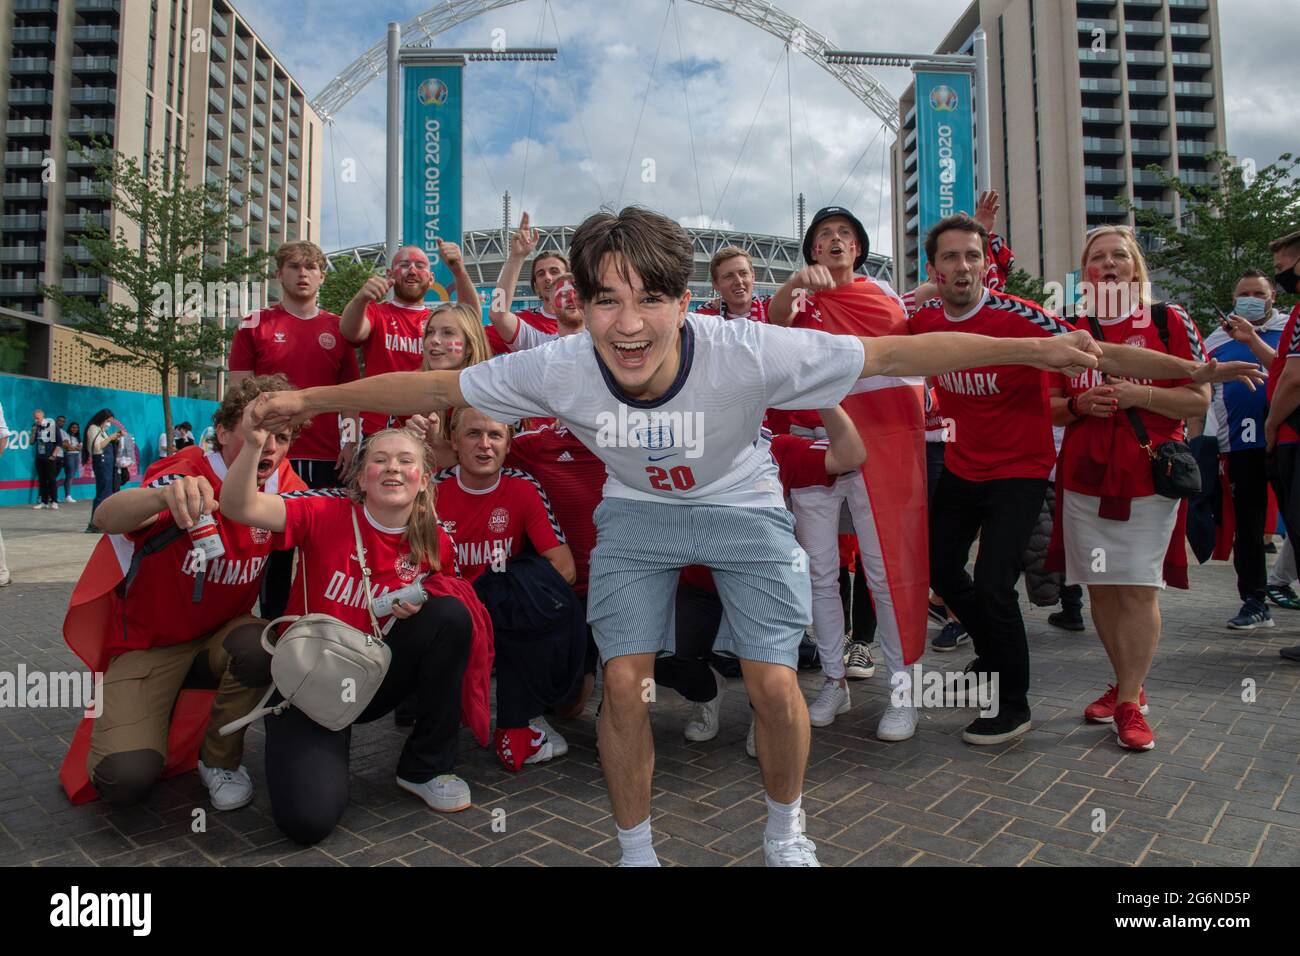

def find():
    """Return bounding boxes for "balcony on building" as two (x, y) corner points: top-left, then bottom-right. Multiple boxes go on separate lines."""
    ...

(207, 115), (225, 139)
(229, 213), (245, 231)
(253, 84), (268, 104)
(1082, 136), (1125, 155)
(234, 34), (250, 59)
(208, 89), (225, 114)
(1131, 198), (1173, 216)
(1129, 138), (1171, 157)
(905, 214), (919, 234)
(287, 162), (299, 181)
(71, 86), (116, 107)
(249, 178), (265, 197)
(231, 86), (248, 110)
(1127, 79), (1167, 99)
(233, 61), (250, 86)
(0, 245), (42, 266)
(904, 193), (918, 214)
(1172, 81), (1214, 103)
(903, 129), (917, 152)
(1123, 0), (1162, 10)
(272, 103), (285, 124)
(1085, 196), (1128, 217)
(75, 0), (122, 11)
(1123, 20), (1164, 43)
(1128, 109), (1168, 128)
(271, 125), (284, 144)
(64, 181), (107, 199)
(1171, 52), (1213, 75)
(72, 25), (119, 44)
(255, 59), (269, 82)
(1081, 107), (1123, 127)
(12, 25), (53, 44)
(1178, 139), (1215, 158)
(286, 205), (298, 223)
(3, 213), (46, 232)
(1077, 18), (1117, 36)
(1168, 0), (1210, 12)
(1130, 168), (1166, 187)
(1085, 167), (1127, 186)
(67, 118), (114, 144)
(212, 36), (228, 62)
(6, 118), (52, 137)
(228, 186), (244, 206)
(290, 99), (302, 118)
(228, 162), (244, 182)
(271, 170), (284, 190)
(0, 279), (41, 296)
(230, 137), (246, 158)
(1177, 169), (1215, 186)
(11, 57), (52, 75)
(3, 148), (47, 167)
(251, 130), (266, 152)
(269, 216), (281, 234)
(206, 141), (225, 166)
(270, 146), (284, 167)
(64, 244), (94, 265)
(8, 88), (53, 106)
(1175, 110), (1215, 129)
(268, 193), (282, 211)
(63, 277), (110, 295)
(64, 212), (107, 231)
(209, 61), (226, 87)
(15, 0), (58, 12)
(252, 106), (268, 128)
(288, 119), (301, 139)
(1078, 48), (1120, 65)
(4, 181), (47, 200)
(287, 141), (300, 161)
(211, 9), (229, 36)
(273, 79), (287, 101)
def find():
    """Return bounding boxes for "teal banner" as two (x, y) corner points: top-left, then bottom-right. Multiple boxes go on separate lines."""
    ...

(0, 374), (218, 507)
(915, 70), (975, 278)
(403, 63), (464, 303)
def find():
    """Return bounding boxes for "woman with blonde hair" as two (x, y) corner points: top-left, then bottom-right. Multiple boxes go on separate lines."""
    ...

(219, 420), (491, 844)
(1050, 225), (1209, 751)
(403, 301), (491, 469)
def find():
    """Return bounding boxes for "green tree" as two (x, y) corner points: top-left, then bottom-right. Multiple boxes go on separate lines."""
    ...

(1121, 151), (1299, 331)
(319, 257), (378, 316)
(1002, 268), (1050, 308)
(42, 139), (268, 453)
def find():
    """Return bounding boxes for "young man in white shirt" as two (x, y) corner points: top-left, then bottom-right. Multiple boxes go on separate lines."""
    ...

(251, 206), (1106, 867)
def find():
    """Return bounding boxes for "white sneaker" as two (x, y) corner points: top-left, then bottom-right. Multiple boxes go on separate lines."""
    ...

(683, 667), (725, 742)
(0, 570), (10, 587)
(397, 773), (471, 812)
(745, 717), (757, 758)
(763, 833), (821, 866)
(49, 502), (58, 510)
(528, 716), (568, 760)
(33, 503), (45, 510)
(65, 496), (77, 504)
(197, 760), (254, 810)
(876, 702), (918, 742)
(807, 678), (851, 728)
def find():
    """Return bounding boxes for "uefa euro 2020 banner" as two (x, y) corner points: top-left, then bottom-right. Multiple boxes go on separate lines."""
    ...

(403, 64), (464, 303)
(914, 70), (975, 278)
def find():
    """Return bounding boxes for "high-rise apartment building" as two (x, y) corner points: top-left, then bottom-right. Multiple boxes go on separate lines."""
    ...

(891, 0), (1227, 290)
(0, 0), (323, 379)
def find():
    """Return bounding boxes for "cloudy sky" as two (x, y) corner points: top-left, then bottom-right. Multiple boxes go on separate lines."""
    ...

(233, 0), (1295, 258)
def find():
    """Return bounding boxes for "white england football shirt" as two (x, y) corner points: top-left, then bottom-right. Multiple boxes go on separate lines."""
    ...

(459, 315), (864, 507)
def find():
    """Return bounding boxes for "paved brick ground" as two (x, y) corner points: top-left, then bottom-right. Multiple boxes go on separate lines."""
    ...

(1, 502), (1298, 867)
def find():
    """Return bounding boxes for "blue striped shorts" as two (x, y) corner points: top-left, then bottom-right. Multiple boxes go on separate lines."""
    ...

(586, 497), (812, 668)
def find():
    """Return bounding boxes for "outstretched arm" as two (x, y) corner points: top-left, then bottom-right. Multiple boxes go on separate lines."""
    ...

(860, 329), (1102, 379)
(251, 370), (467, 435)
(1097, 342), (1265, 389)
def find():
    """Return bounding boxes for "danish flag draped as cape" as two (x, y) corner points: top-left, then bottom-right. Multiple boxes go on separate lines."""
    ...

(804, 278), (929, 665)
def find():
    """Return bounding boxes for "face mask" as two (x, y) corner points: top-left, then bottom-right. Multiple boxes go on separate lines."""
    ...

(1278, 262), (1300, 296)
(1233, 296), (1269, 323)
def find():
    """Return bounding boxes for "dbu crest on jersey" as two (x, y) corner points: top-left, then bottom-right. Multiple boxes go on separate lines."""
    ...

(394, 553), (419, 584)
(488, 507), (510, 533)
(318, 332), (337, 350)
(250, 527), (272, 544)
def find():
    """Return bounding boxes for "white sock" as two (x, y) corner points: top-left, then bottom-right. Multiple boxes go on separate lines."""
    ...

(764, 794), (803, 842)
(616, 816), (659, 867)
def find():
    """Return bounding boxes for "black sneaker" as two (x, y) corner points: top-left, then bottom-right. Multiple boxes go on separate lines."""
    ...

(961, 709), (1032, 746)
(927, 601), (948, 626)
(1265, 584), (1300, 611)
(1048, 609), (1086, 632)
(930, 620), (969, 652)
(1281, 645), (1300, 663)
(963, 656), (983, 675)
(797, 633), (822, 671)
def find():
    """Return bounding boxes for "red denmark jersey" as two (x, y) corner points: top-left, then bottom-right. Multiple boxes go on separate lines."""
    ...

(1268, 303), (1300, 446)
(354, 300), (430, 438)
(1062, 303), (1204, 499)
(485, 308), (558, 356)
(506, 423), (605, 595)
(432, 466), (565, 582)
(108, 447), (304, 657)
(695, 294), (772, 323)
(910, 290), (1075, 482)
(229, 305), (361, 461)
(680, 433), (832, 592)
(274, 493), (457, 632)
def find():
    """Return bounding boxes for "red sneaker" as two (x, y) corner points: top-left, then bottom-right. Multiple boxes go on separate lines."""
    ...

(493, 725), (552, 772)
(1113, 701), (1155, 751)
(1083, 685), (1148, 724)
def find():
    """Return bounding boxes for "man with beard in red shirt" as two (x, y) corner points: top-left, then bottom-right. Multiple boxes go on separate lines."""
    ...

(340, 240), (479, 441)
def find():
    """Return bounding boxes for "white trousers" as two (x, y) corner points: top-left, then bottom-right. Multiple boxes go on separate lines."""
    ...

(790, 472), (906, 683)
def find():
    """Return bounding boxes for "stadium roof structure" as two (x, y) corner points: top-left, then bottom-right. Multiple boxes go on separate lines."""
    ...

(326, 223), (895, 310)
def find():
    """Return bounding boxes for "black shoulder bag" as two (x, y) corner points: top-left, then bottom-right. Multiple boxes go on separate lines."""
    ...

(1086, 305), (1201, 499)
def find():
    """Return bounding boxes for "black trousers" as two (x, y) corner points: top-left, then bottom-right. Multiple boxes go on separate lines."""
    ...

(1228, 447), (1269, 602)
(929, 469), (1048, 716)
(35, 455), (60, 504)
(260, 459), (341, 620)
(654, 582), (725, 703)
(263, 595), (473, 846)
(840, 561), (875, 643)
(1268, 443), (1300, 576)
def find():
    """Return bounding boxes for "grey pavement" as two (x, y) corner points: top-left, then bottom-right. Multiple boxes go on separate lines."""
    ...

(1, 501), (1298, 867)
